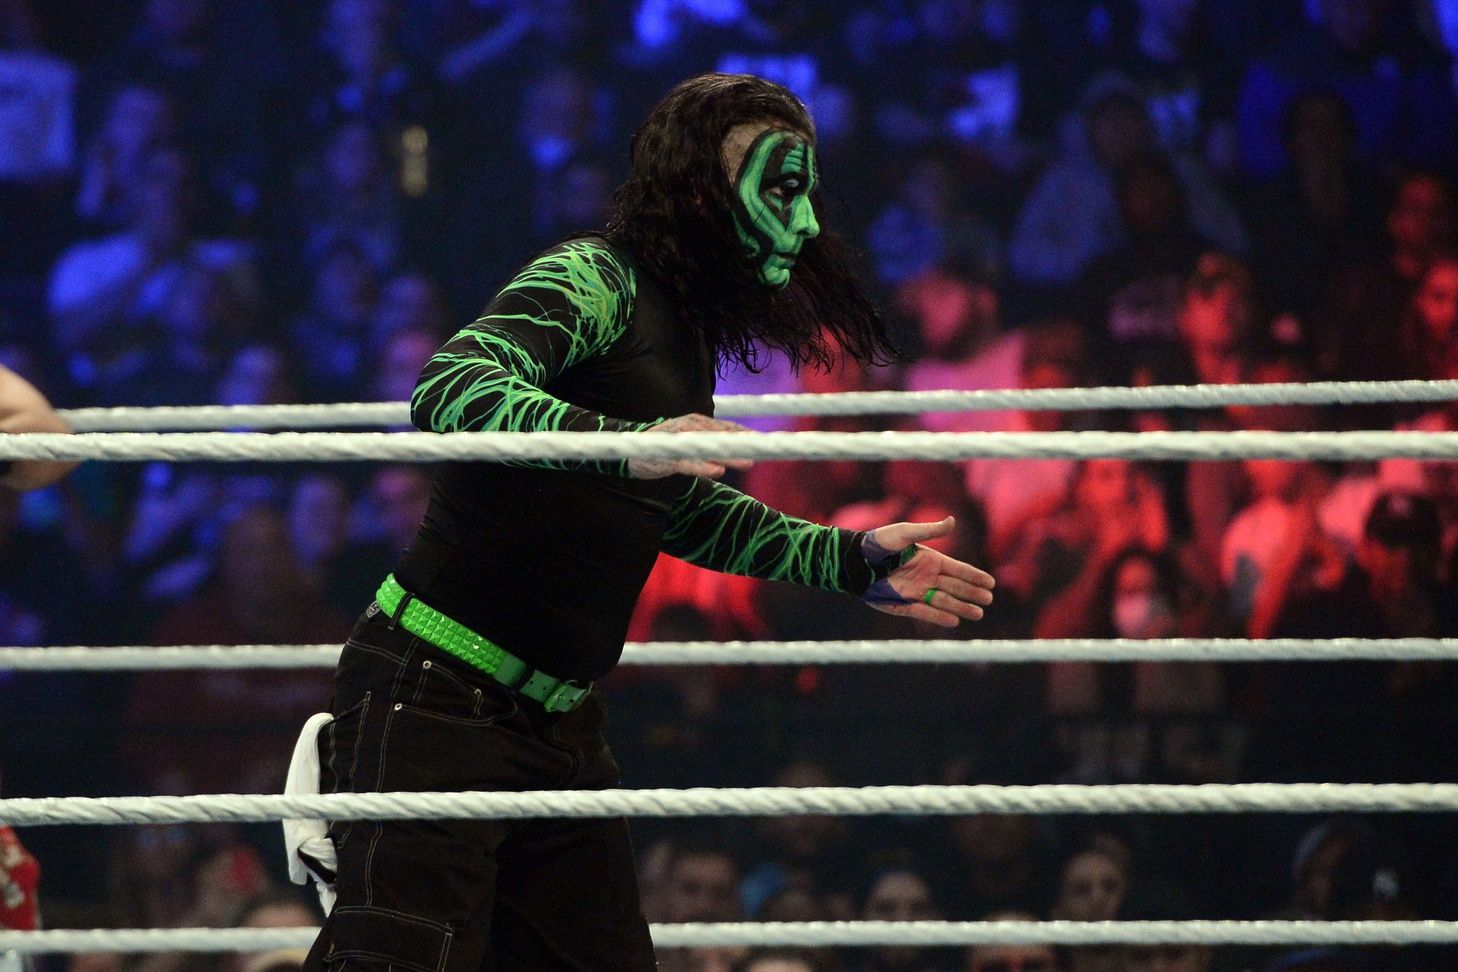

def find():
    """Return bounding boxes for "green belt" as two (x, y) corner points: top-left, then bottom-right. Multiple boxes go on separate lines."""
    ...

(375, 574), (591, 713)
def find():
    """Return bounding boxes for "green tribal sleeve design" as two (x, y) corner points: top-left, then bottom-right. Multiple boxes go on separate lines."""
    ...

(410, 240), (647, 471)
(662, 478), (873, 594)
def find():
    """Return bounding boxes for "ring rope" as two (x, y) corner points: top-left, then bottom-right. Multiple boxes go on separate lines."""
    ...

(2, 429), (1458, 463)
(5, 784), (1458, 829)
(5, 920), (1458, 954)
(56, 379), (1458, 431)
(4, 638), (1456, 671)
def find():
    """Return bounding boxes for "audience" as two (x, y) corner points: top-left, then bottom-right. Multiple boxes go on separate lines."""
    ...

(0, 2), (1456, 968)
(963, 912), (1059, 972)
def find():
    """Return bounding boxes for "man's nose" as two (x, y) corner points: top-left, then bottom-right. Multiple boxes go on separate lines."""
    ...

(790, 197), (819, 239)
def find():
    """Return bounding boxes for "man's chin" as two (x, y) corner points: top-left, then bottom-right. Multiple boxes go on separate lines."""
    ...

(760, 254), (797, 288)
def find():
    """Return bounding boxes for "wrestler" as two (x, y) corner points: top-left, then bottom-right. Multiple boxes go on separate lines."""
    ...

(299, 73), (994, 971)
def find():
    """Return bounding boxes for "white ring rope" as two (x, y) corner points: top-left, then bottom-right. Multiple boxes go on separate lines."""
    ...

(3, 429), (1458, 463)
(4, 638), (1456, 671)
(57, 379), (1458, 431)
(5, 784), (1458, 828)
(4, 920), (1458, 954)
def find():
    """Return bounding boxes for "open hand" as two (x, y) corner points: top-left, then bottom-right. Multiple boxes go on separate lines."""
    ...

(862, 517), (995, 628)
(628, 413), (755, 480)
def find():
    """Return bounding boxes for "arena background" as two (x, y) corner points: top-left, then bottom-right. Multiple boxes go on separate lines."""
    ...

(1, 1), (1458, 970)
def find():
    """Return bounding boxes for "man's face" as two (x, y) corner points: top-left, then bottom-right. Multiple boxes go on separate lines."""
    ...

(1055, 850), (1127, 921)
(665, 853), (741, 922)
(725, 125), (821, 288)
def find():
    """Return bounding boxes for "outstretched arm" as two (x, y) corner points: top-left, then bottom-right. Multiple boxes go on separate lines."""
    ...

(662, 476), (869, 592)
(664, 480), (995, 627)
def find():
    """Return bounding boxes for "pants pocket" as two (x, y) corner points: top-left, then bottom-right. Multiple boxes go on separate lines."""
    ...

(397, 652), (518, 725)
(324, 905), (452, 972)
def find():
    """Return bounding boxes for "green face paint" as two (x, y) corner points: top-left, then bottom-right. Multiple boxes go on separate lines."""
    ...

(730, 129), (820, 288)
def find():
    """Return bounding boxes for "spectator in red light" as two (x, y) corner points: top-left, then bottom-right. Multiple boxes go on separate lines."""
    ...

(1008, 459), (1169, 632)
(1397, 252), (1458, 381)
(1176, 252), (1258, 387)
(897, 264), (1000, 366)
(931, 324), (1088, 566)
(0, 771), (40, 938)
(1222, 459), (1346, 639)
(1325, 171), (1456, 381)
(1269, 492), (1446, 642)
(1037, 543), (1228, 720)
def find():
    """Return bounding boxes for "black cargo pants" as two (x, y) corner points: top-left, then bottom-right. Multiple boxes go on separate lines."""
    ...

(301, 609), (656, 971)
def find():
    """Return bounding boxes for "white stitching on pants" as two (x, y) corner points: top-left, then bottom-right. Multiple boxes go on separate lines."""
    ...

(365, 649), (412, 908)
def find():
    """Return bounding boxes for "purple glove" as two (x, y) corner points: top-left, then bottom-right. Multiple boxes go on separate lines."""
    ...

(860, 531), (919, 607)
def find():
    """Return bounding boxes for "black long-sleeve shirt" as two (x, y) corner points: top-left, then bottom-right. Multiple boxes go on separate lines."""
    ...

(396, 238), (872, 680)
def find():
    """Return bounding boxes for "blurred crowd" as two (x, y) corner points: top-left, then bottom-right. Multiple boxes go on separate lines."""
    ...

(2, 0), (1458, 969)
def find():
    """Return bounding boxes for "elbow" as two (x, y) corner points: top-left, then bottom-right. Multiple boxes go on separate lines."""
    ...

(409, 363), (446, 432)
(409, 392), (435, 433)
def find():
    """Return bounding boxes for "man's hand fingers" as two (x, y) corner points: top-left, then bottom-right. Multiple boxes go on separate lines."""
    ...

(925, 589), (984, 621)
(647, 415), (756, 473)
(898, 602), (963, 628)
(938, 557), (996, 589)
(656, 414), (753, 434)
(681, 461), (727, 479)
(934, 575), (995, 607)
(898, 516), (955, 544)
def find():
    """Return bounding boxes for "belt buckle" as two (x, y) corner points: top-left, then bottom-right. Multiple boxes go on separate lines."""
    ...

(543, 680), (590, 713)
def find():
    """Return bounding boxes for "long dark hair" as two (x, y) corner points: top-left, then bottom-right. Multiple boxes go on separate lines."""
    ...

(604, 73), (894, 373)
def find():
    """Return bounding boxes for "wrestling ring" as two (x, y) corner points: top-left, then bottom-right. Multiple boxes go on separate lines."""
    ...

(4, 376), (1458, 957)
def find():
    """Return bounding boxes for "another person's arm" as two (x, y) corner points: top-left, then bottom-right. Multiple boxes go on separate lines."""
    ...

(664, 477), (993, 627)
(0, 366), (77, 491)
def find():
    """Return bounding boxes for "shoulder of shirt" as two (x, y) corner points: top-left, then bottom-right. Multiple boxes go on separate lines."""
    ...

(523, 236), (637, 287)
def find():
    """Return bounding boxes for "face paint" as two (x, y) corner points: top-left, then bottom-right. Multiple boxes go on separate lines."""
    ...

(730, 129), (820, 288)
